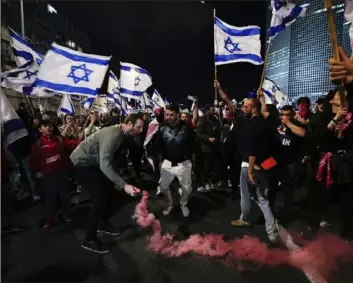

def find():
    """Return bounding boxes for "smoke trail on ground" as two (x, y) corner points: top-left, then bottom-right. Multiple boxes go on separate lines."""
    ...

(132, 191), (353, 281)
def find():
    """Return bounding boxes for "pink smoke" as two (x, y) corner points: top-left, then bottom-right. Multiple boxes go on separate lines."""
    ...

(133, 191), (353, 281)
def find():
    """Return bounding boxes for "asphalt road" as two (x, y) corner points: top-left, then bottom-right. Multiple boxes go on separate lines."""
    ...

(2, 171), (353, 283)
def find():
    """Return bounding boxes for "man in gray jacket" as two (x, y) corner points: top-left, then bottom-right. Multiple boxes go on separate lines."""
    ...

(70, 113), (144, 254)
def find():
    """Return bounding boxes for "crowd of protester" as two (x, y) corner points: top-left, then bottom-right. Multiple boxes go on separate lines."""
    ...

(2, 47), (353, 254)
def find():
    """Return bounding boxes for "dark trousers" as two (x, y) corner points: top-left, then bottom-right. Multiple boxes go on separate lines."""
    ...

(194, 149), (205, 186)
(42, 171), (71, 219)
(308, 180), (353, 239)
(74, 166), (114, 240)
(1, 184), (17, 227)
(202, 150), (222, 185)
(268, 162), (297, 213)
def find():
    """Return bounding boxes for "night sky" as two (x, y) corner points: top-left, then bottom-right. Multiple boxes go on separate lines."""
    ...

(55, 1), (268, 106)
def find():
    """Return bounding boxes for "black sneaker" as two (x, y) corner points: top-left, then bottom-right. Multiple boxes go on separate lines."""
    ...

(97, 227), (121, 236)
(81, 238), (111, 254)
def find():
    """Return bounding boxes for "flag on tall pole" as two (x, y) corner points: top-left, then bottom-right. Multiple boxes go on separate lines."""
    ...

(269, 0), (306, 39)
(35, 43), (111, 97)
(119, 62), (152, 100)
(214, 16), (263, 65)
(58, 94), (76, 117)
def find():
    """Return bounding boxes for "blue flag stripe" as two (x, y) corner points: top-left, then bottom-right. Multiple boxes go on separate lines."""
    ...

(120, 88), (144, 98)
(50, 45), (110, 66)
(215, 53), (263, 64)
(3, 119), (26, 140)
(214, 17), (260, 37)
(120, 65), (151, 76)
(35, 79), (99, 97)
(9, 29), (44, 57)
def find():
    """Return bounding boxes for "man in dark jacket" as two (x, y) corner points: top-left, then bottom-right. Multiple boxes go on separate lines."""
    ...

(196, 105), (222, 192)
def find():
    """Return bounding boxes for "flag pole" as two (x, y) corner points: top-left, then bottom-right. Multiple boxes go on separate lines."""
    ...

(213, 8), (218, 106)
(259, 39), (272, 90)
(324, 0), (346, 138)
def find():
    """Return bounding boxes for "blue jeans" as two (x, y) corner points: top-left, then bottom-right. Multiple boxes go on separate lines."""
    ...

(239, 167), (277, 238)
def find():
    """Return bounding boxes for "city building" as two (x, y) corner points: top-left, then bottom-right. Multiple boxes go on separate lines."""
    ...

(265, 0), (351, 105)
(1, 1), (92, 112)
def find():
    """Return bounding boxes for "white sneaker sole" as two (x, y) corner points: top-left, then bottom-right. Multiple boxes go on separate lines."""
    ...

(81, 244), (110, 254)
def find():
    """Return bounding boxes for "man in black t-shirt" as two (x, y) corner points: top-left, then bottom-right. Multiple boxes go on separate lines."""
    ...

(156, 104), (196, 218)
(268, 105), (306, 215)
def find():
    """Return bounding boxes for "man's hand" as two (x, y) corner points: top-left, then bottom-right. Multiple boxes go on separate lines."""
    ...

(248, 171), (256, 185)
(280, 114), (291, 126)
(257, 88), (264, 99)
(78, 131), (85, 141)
(334, 107), (348, 122)
(328, 47), (353, 84)
(209, 137), (217, 143)
(214, 80), (221, 90)
(123, 184), (140, 196)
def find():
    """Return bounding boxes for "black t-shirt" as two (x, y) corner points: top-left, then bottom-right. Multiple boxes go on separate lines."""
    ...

(239, 115), (275, 165)
(158, 120), (195, 163)
(276, 120), (305, 164)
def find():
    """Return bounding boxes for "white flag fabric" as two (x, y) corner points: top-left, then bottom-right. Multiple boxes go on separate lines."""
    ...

(269, 0), (306, 39)
(58, 93), (76, 117)
(80, 97), (94, 110)
(107, 71), (119, 99)
(262, 78), (287, 108)
(9, 28), (44, 68)
(119, 62), (152, 100)
(151, 89), (166, 109)
(1, 88), (29, 155)
(1, 61), (38, 95)
(214, 16), (263, 65)
(345, 0), (353, 54)
(35, 43), (111, 97)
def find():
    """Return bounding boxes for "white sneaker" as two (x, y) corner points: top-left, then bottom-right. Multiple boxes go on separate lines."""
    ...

(205, 184), (212, 191)
(197, 186), (207, 192)
(163, 205), (173, 216)
(156, 186), (162, 196)
(228, 180), (232, 187)
(320, 221), (330, 227)
(181, 205), (190, 217)
(268, 234), (279, 243)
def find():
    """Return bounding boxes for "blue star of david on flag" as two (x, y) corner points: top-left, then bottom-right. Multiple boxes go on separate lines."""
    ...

(67, 63), (93, 84)
(134, 76), (141, 86)
(24, 70), (38, 80)
(36, 58), (43, 65)
(224, 36), (241, 53)
(272, 85), (277, 93)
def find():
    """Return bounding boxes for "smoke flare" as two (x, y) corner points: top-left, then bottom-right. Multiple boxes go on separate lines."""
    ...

(133, 191), (353, 281)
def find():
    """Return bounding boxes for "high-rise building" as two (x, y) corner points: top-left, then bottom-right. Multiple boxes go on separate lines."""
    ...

(265, 0), (351, 105)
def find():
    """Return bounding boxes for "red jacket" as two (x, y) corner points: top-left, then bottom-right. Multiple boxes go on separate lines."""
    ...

(29, 135), (78, 175)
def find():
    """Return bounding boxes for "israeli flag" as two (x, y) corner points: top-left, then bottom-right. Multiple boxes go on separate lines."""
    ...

(119, 62), (152, 100)
(151, 89), (166, 109)
(262, 78), (287, 108)
(80, 97), (94, 110)
(9, 28), (44, 68)
(35, 43), (111, 97)
(58, 93), (76, 117)
(214, 16), (263, 65)
(1, 61), (38, 95)
(1, 88), (29, 157)
(107, 71), (119, 99)
(164, 97), (170, 106)
(142, 92), (154, 112)
(269, 0), (306, 39)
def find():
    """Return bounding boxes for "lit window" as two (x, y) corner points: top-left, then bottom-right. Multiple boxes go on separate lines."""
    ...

(66, 40), (76, 49)
(47, 4), (57, 14)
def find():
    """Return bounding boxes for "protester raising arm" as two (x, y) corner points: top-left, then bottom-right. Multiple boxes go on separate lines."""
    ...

(214, 80), (235, 113)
